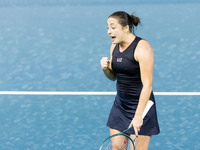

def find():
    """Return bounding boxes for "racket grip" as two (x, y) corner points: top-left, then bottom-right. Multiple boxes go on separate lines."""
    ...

(142, 100), (154, 118)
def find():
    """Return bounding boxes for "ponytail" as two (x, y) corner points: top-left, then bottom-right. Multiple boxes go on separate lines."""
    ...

(130, 13), (141, 27)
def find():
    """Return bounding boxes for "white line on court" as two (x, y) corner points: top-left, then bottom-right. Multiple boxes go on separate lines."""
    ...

(0, 91), (200, 95)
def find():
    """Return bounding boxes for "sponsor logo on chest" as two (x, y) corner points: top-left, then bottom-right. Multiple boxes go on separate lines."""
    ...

(117, 58), (123, 62)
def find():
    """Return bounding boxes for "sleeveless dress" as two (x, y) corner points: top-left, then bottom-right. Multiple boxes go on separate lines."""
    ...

(106, 37), (160, 135)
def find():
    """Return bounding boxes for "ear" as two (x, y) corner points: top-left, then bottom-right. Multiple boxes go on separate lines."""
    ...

(123, 25), (130, 33)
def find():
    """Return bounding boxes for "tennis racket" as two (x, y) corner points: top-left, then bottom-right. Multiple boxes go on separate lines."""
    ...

(99, 127), (136, 150)
(99, 100), (154, 150)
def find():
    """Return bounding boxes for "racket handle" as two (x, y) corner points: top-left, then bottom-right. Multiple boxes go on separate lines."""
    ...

(142, 100), (154, 118)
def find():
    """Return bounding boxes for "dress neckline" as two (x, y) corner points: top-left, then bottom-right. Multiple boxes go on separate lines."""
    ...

(118, 36), (137, 53)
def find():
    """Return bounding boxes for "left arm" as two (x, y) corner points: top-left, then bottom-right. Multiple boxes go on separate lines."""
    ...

(129, 40), (154, 136)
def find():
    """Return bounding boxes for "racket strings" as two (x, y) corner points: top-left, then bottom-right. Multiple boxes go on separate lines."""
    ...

(102, 135), (131, 150)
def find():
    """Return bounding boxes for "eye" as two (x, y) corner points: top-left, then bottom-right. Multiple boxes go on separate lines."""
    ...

(107, 25), (116, 30)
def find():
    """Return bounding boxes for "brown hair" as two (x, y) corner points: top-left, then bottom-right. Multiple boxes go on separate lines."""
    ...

(109, 11), (141, 33)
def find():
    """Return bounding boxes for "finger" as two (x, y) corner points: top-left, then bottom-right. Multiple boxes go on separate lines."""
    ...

(138, 127), (140, 132)
(101, 60), (110, 69)
(107, 60), (110, 65)
(100, 59), (107, 65)
(128, 123), (133, 129)
(100, 58), (109, 64)
(101, 57), (109, 61)
(101, 62), (109, 68)
(133, 126), (138, 137)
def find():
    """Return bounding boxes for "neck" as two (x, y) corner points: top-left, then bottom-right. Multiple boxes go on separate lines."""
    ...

(119, 34), (136, 51)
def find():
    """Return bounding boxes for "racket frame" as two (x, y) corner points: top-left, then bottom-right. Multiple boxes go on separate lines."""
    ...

(99, 127), (136, 150)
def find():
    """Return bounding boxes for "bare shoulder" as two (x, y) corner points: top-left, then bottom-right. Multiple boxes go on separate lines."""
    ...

(109, 44), (116, 70)
(135, 39), (153, 61)
(110, 43), (116, 58)
(110, 43), (116, 53)
(137, 39), (152, 53)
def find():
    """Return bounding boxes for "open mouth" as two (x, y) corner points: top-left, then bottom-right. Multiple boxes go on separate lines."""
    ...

(110, 36), (116, 41)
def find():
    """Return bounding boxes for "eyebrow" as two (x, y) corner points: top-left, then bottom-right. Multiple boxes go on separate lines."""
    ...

(107, 23), (116, 26)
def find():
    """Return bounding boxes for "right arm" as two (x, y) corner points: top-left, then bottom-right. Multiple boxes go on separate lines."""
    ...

(100, 44), (116, 81)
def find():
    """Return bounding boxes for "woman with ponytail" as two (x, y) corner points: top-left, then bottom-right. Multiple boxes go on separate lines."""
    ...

(100, 11), (160, 150)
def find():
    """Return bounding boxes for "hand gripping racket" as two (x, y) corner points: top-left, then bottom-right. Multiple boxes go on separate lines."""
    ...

(99, 100), (154, 150)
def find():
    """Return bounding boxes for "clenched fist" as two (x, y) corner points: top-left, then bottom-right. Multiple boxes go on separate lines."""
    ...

(100, 57), (110, 70)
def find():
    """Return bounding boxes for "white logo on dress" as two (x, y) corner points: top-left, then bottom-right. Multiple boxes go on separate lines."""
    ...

(117, 58), (122, 62)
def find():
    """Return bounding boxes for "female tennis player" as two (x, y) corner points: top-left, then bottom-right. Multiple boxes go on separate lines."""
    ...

(100, 11), (160, 150)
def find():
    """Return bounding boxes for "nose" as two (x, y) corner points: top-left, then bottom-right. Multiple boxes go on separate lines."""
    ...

(107, 28), (111, 35)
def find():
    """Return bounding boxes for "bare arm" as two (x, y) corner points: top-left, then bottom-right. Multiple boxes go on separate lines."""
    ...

(129, 40), (154, 135)
(100, 44), (116, 81)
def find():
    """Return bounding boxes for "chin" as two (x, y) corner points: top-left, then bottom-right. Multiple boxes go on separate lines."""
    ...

(112, 40), (119, 44)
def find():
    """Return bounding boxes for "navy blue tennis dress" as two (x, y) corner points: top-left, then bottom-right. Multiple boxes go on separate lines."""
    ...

(107, 36), (160, 135)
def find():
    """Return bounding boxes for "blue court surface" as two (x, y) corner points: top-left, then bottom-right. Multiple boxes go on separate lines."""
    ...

(0, 0), (200, 149)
